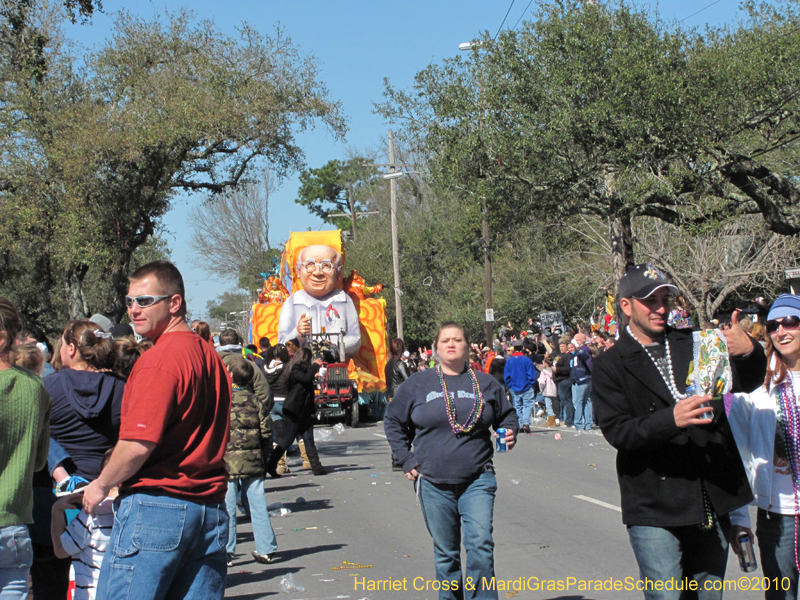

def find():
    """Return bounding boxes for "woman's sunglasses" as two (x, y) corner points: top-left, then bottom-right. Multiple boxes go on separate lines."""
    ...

(766, 315), (800, 334)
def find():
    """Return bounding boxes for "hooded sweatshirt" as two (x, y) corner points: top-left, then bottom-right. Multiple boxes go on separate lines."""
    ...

(45, 369), (125, 480)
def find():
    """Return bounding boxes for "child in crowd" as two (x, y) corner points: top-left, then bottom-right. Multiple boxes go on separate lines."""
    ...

(538, 356), (560, 427)
(113, 335), (152, 379)
(225, 357), (278, 566)
(12, 342), (44, 375)
(50, 450), (117, 600)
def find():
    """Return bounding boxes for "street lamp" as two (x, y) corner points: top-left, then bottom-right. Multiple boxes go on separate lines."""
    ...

(227, 310), (249, 338)
(459, 41), (480, 51)
(382, 171), (419, 180)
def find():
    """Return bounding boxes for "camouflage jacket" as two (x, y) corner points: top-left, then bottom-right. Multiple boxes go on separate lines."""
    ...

(225, 387), (272, 478)
(217, 347), (273, 413)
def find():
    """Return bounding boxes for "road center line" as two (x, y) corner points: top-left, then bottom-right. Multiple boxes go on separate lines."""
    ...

(573, 494), (621, 512)
(373, 433), (387, 438)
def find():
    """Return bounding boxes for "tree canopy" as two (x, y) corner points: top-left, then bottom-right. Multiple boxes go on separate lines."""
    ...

(0, 4), (346, 329)
(295, 157), (380, 241)
(376, 0), (800, 281)
(189, 173), (282, 293)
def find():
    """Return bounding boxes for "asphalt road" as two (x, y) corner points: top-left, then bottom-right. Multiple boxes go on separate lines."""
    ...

(224, 419), (765, 600)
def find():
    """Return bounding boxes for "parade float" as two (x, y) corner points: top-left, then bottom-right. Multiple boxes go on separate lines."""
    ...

(250, 230), (388, 426)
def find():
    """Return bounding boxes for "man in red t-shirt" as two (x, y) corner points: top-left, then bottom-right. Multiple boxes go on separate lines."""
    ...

(83, 261), (232, 600)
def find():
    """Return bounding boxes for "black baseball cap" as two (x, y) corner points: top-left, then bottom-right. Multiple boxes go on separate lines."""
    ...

(618, 264), (679, 299)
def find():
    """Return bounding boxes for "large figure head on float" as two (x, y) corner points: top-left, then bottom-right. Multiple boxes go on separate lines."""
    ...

(277, 243), (361, 359)
(251, 230), (387, 394)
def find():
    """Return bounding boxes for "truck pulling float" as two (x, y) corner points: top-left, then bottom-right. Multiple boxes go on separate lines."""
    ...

(249, 230), (388, 427)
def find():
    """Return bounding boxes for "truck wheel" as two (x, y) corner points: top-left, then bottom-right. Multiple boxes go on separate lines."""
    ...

(350, 402), (360, 428)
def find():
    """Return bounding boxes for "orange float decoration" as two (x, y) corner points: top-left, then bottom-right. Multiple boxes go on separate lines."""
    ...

(250, 230), (388, 404)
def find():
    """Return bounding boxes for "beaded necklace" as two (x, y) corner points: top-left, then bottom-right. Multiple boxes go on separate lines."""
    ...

(776, 375), (800, 572)
(436, 364), (485, 435)
(626, 325), (715, 530)
(626, 326), (687, 402)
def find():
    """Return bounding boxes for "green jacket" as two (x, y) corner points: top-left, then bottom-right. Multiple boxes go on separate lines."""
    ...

(225, 386), (272, 478)
(0, 367), (51, 526)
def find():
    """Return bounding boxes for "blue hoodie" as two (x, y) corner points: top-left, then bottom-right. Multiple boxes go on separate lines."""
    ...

(44, 369), (125, 480)
(503, 352), (538, 393)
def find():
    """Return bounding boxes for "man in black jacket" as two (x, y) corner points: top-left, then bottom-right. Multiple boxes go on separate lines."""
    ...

(593, 264), (766, 599)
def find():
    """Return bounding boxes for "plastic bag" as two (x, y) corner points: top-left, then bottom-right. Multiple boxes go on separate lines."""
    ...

(314, 428), (333, 443)
(279, 573), (305, 593)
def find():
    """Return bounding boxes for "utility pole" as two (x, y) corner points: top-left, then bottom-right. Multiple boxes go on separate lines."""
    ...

(459, 41), (494, 348)
(482, 205), (493, 348)
(388, 130), (404, 340)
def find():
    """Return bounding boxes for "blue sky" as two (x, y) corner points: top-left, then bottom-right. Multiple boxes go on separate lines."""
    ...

(64, 0), (750, 318)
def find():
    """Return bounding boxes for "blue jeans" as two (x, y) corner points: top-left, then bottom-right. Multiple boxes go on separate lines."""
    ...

(0, 525), (32, 600)
(97, 493), (228, 600)
(225, 477), (277, 556)
(544, 396), (558, 418)
(509, 388), (535, 428)
(572, 380), (593, 430)
(627, 516), (730, 600)
(270, 399), (285, 422)
(533, 392), (550, 417)
(757, 509), (798, 600)
(417, 471), (498, 600)
(557, 379), (574, 426)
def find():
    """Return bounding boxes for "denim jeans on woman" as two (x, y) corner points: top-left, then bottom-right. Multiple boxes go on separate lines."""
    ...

(417, 470), (499, 600)
(0, 525), (33, 600)
(757, 509), (799, 600)
(97, 492), (228, 600)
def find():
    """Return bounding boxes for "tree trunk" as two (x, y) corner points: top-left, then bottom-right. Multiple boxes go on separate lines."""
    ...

(64, 264), (89, 320)
(109, 250), (136, 323)
(608, 212), (634, 289)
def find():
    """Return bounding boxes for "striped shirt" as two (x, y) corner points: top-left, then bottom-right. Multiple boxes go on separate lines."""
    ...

(59, 498), (114, 600)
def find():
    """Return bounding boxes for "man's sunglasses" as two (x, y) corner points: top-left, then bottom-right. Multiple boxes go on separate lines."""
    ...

(766, 315), (800, 334)
(125, 294), (171, 308)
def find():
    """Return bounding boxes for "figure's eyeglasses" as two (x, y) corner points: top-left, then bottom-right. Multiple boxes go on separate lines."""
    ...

(302, 260), (335, 274)
(766, 315), (800, 334)
(125, 294), (171, 308)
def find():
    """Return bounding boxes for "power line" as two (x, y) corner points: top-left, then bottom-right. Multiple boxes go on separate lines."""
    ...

(679, 0), (723, 22)
(495, 0), (517, 40)
(512, 0), (536, 31)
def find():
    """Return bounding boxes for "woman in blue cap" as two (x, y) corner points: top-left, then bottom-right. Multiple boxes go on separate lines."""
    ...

(730, 294), (800, 599)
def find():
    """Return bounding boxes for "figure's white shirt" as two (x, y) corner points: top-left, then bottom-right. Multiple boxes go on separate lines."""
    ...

(278, 289), (361, 358)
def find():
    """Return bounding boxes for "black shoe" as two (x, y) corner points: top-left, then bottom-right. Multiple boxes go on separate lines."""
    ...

(266, 467), (282, 479)
(252, 551), (276, 564)
(227, 553), (235, 567)
(311, 466), (328, 476)
(521, 425), (531, 434)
